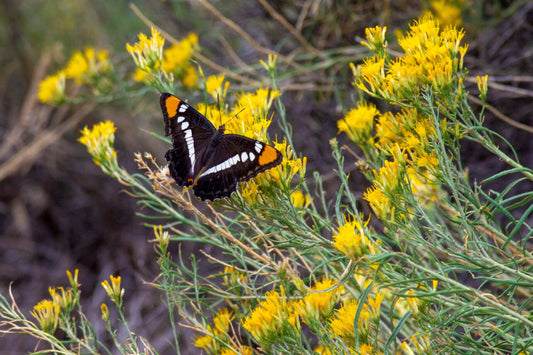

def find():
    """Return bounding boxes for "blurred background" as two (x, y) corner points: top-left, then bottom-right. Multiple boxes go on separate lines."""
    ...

(0, 0), (531, 352)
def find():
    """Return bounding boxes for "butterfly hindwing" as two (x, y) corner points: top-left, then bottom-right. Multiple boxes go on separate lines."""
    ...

(193, 135), (283, 200)
(161, 93), (283, 201)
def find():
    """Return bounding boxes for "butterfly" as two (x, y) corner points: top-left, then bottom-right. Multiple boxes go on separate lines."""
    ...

(161, 93), (283, 201)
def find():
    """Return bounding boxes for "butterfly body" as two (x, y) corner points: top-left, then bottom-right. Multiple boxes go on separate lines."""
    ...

(161, 93), (282, 201)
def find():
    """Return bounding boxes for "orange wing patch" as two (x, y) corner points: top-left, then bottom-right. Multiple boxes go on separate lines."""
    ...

(258, 144), (280, 166)
(164, 95), (181, 117)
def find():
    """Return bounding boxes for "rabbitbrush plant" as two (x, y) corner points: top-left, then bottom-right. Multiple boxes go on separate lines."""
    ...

(1, 10), (532, 355)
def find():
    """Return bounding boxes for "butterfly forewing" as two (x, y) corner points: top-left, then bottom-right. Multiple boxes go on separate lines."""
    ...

(161, 93), (283, 201)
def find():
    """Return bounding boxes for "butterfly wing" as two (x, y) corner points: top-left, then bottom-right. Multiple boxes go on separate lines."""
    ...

(193, 134), (283, 201)
(161, 93), (216, 187)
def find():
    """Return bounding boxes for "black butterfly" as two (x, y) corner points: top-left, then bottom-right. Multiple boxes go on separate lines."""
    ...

(161, 93), (283, 201)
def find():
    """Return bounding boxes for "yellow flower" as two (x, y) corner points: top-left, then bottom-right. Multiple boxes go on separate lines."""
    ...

(205, 74), (229, 102)
(366, 292), (384, 322)
(290, 189), (310, 208)
(220, 346), (254, 355)
(78, 121), (118, 175)
(38, 72), (65, 104)
(356, 14), (467, 102)
(259, 54), (277, 72)
(360, 25), (387, 53)
(337, 101), (378, 145)
(364, 185), (394, 222)
(152, 32), (200, 88)
(314, 345), (332, 355)
(296, 278), (342, 327)
(64, 51), (89, 80)
(48, 286), (76, 314)
(271, 138), (307, 184)
(332, 215), (379, 261)
(329, 299), (370, 343)
(181, 65), (198, 88)
(357, 56), (386, 94)
(31, 299), (59, 334)
(476, 74), (488, 101)
(242, 286), (299, 344)
(402, 332), (432, 354)
(161, 33), (198, 73)
(63, 47), (112, 86)
(430, 0), (464, 27)
(153, 224), (170, 251)
(101, 274), (124, 306)
(230, 88), (280, 138)
(66, 269), (79, 290)
(194, 308), (235, 353)
(100, 303), (109, 322)
(126, 27), (164, 72)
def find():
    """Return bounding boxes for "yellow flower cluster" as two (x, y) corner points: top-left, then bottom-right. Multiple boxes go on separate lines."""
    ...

(242, 286), (300, 345)
(101, 274), (124, 306)
(127, 28), (199, 89)
(340, 17), (463, 223)
(332, 215), (380, 261)
(429, 0), (464, 28)
(127, 27), (164, 74)
(235, 274), (436, 352)
(30, 270), (79, 334)
(295, 278), (343, 327)
(356, 14), (468, 103)
(78, 120), (118, 176)
(363, 146), (441, 223)
(337, 101), (377, 147)
(38, 47), (112, 105)
(194, 308), (241, 354)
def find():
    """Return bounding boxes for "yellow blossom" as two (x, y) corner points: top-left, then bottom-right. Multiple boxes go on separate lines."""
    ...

(66, 269), (79, 290)
(64, 51), (88, 80)
(332, 215), (379, 261)
(160, 33), (197, 73)
(194, 308), (235, 353)
(181, 65), (198, 88)
(296, 278), (342, 327)
(367, 292), (385, 322)
(356, 14), (467, 102)
(153, 224), (170, 251)
(259, 54), (277, 72)
(31, 299), (59, 334)
(430, 0), (464, 27)
(100, 303), (109, 322)
(221, 265), (247, 288)
(205, 74), (229, 102)
(314, 345), (332, 355)
(126, 27), (164, 71)
(159, 33), (199, 88)
(220, 346), (254, 355)
(337, 101), (378, 145)
(290, 189), (310, 208)
(78, 121), (118, 175)
(476, 74), (488, 101)
(101, 274), (124, 306)
(48, 286), (76, 314)
(329, 299), (370, 343)
(63, 47), (112, 87)
(364, 185), (394, 222)
(38, 72), (65, 104)
(242, 286), (299, 344)
(270, 138), (307, 184)
(361, 25), (387, 53)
